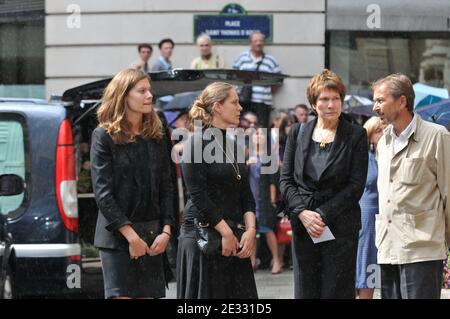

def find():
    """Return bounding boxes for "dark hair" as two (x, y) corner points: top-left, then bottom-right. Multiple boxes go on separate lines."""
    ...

(138, 43), (153, 53)
(294, 104), (308, 112)
(279, 116), (294, 138)
(158, 38), (175, 49)
(278, 116), (295, 154)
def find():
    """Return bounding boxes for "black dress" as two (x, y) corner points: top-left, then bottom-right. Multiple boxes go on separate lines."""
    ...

(176, 127), (258, 299)
(90, 128), (174, 299)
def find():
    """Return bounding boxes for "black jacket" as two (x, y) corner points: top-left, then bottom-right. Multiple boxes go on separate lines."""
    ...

(90, 127), (174, 250)
(280, 116), (368, 237)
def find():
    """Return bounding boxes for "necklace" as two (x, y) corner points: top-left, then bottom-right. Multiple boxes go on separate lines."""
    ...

(317, 128), (335, 150)
(213, 135), (241, 181)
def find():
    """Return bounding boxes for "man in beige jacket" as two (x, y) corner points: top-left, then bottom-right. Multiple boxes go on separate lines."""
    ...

(372, 73), (450, 299)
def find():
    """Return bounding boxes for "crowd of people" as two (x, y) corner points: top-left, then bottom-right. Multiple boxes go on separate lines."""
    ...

(84, 31), (450, 300)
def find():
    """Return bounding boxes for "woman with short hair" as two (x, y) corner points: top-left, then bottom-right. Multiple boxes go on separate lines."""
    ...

(280, 69), (368, 298)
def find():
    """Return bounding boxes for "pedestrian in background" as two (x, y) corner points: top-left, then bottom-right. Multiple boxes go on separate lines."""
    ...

(248, 128), (283, 274)
(355, 116), (385, 299)
(130, 43), (152, 73)
(293, 104), (309, 124)
(190, 33), (225, 69)
(152, 38), (175, 71)
(233, 31), (281, 128)
(278, 115), (294, 163)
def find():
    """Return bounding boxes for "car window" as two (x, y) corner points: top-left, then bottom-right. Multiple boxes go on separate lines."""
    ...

(0, 120), (25, 215)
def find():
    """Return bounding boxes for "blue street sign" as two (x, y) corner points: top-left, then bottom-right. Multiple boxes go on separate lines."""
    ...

(194, 7), (272, 43)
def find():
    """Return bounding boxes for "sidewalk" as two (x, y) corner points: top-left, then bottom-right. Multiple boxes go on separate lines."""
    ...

(165, 268), (450, 299)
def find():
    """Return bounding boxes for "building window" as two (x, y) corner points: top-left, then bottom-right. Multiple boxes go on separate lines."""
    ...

(328, 31), (450, 98)
(0, 20), (44, 85)
(0, 120), (25, 214)
(0, 0), (45, 98)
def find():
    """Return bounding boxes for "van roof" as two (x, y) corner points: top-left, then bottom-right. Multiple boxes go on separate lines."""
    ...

(62, 68), (288, 103)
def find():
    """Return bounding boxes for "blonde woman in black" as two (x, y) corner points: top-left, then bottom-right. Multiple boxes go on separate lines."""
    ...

(177, 82), (258, 299)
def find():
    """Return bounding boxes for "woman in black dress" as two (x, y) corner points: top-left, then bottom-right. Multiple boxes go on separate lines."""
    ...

(90, 68), (175, 299)
(176, 82), (258, 299)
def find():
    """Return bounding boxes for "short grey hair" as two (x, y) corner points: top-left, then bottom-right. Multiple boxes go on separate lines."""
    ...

(372, 73), (415, 113)
(249, 31), (265, 41)
(196, 33), (212, 44)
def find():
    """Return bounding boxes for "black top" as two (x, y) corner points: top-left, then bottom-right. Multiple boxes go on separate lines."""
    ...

(305, 140), (333, 182)
(181, 127), (256, 231)
(126, 136), (152, 219)
(90, 127), (174, 250)
(279, 116), (368, 237)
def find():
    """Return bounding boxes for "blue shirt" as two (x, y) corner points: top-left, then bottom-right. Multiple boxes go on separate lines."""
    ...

(233, 50), (281, 105)
(359, 149), (379, 212)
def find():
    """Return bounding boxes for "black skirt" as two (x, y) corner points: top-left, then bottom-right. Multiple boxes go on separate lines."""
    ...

(176, 228), (258, 299)
(99, 248), (166, 299)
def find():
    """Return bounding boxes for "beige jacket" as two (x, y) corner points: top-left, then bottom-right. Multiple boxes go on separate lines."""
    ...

(376, 115), (450, 264)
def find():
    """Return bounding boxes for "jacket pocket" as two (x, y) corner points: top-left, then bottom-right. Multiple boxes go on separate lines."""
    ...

(399, 157), (424, 185)
(402, 209), (438, 247)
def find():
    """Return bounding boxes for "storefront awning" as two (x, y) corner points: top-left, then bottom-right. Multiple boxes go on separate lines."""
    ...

(327, 0), (450, 32)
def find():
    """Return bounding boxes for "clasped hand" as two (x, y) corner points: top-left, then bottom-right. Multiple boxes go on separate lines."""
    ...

(299, 210), (325, 238)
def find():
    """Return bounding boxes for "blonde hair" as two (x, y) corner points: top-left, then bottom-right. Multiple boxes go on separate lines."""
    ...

(97, 68), (163, 144)
(363, 116), (385, 143)
(188, 82), (234, 131)
(307, 69), (346, 112)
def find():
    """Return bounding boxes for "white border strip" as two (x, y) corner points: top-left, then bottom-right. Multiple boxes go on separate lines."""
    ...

(12, 244), (81, 258)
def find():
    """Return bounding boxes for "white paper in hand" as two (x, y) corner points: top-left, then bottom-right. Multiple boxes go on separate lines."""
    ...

(310, 226), (335, 244)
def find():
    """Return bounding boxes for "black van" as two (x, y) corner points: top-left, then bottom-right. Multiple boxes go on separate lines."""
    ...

(0, 69), (285, 298)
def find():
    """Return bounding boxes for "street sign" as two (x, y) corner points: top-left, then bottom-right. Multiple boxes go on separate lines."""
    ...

(193, 4), (273, 43)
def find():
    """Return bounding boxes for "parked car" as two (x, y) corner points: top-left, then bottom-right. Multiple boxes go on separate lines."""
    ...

(0, 174), (25, 298)
(0, 69), (286, 298)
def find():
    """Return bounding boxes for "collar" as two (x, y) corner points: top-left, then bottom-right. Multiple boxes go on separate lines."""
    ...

(248, 50), (264, 62)
(385, 113), (420, 144)
(159, 56), (172, 68)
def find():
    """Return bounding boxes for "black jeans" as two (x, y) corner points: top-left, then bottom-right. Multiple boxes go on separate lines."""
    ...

(380, 260), (444, 299)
